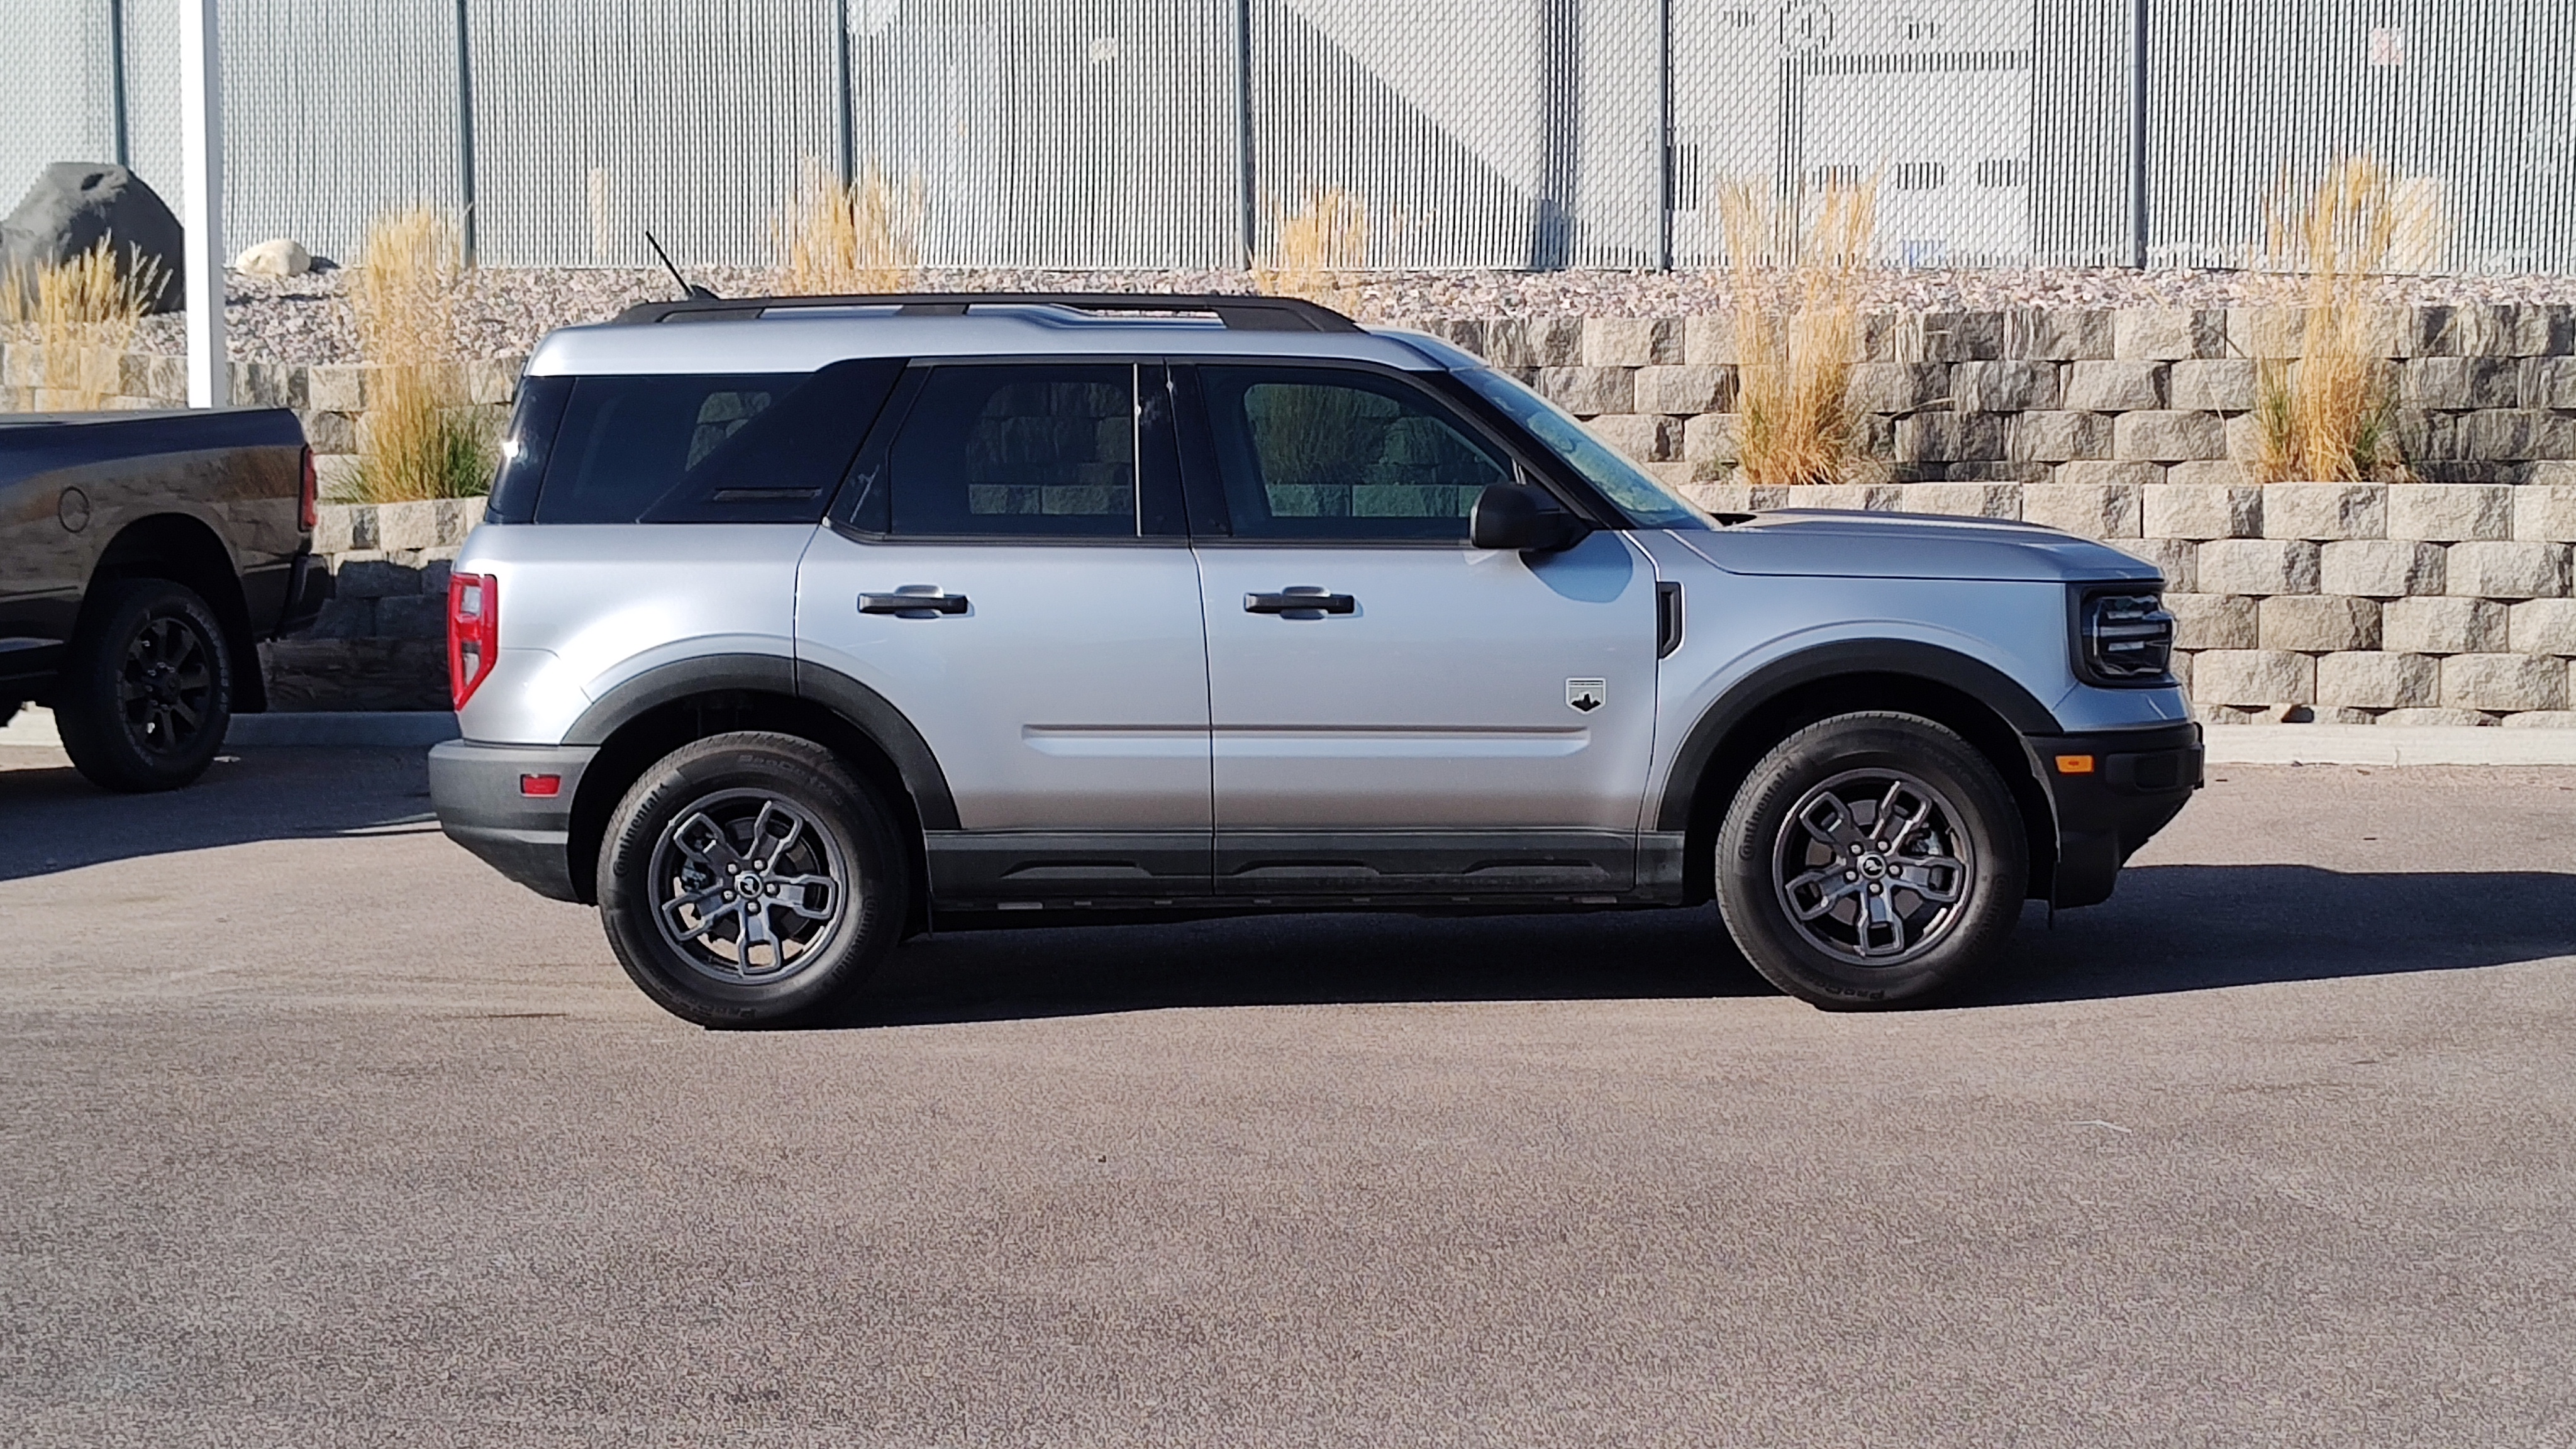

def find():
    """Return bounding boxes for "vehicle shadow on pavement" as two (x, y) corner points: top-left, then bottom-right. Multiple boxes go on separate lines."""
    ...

(836, 863), (2576, 1028)
(1984, 862), (2576, 1004)
(843, 904), (1772, 1026)
(0, 748), (436, 882)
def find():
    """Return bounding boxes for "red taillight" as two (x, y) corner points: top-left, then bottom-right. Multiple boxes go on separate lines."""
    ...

(518, 773), (561, 797)
(297, 444), (318, 532)
(448, 572), (497, 709)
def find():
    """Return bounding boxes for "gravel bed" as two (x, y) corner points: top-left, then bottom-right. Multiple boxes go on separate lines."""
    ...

(116, 264), (2576, 367)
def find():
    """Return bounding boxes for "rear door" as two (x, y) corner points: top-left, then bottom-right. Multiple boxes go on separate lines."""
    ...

(1180, 363), (1660, 897)
(795, 361), (1213, 906)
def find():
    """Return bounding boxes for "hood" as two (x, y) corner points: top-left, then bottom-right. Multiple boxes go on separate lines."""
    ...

(1676, 509), (2163, 584)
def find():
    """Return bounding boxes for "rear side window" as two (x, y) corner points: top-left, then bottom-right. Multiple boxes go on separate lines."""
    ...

(484, 375), (571, 524)
(870, 364), (1133, 538)
(528, 360), (901, 525)
(884, 364), (1137, 538)
(1196, 365), (1511, 541)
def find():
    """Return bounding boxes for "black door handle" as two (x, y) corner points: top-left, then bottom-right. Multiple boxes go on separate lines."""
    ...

(1245, 587), (1355, 616)
(860, 590), (969, 616)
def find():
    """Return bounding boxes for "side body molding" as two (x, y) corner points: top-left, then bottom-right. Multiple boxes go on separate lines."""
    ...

(558, 652), (962, 831)
(1654, 638), (2063, 833)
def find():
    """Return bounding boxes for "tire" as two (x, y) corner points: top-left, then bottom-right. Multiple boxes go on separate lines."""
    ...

(596, 731), (909, 1029)
(1715, 711), (2028, 1010)
(54, 577), (235, 793)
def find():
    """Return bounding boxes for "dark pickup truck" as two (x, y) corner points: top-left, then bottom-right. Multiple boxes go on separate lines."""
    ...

(1, 409), (327, 789)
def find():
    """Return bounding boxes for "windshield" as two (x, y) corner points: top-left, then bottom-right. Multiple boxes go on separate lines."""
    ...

(1455, 367), (1716, 530)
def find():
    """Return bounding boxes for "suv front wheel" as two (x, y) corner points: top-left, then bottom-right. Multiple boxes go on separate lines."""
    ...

(1716, 711), (2028, 1009)
(598, 732), (909, 1028)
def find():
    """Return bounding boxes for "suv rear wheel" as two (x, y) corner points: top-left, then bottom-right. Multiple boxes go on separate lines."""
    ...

(597, 732), (909, 1028)
(54, 577), (235, 792)
(1715, 711), (2027, 1009)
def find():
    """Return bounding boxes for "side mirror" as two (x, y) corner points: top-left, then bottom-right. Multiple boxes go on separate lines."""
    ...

(1470, 483), (1589, 552)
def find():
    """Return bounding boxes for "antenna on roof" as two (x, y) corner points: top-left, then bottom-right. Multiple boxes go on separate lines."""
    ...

(643, 231), (719, 301)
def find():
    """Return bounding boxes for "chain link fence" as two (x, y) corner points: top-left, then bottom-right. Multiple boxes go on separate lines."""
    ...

(3, 0), (2572, 273)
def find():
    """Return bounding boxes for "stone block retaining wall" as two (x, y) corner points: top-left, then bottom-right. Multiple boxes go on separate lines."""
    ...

(1409, 305), (2576, 726)
(260, 499), (480, 711)
(14, 306), (2576, 723)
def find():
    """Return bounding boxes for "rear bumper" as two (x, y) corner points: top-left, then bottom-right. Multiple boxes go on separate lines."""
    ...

(273, 548), (333, 636)
(426, 738), (598, 902)
(2027, 721), (2202, 908)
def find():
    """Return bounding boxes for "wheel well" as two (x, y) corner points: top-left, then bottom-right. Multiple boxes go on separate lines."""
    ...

(84, 514), (266, 713)
(565, 690), (930, 929)
(1678, 672), (2056, 904)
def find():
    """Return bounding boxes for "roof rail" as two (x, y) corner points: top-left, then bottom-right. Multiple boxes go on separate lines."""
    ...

(609, 291), (1363, 333)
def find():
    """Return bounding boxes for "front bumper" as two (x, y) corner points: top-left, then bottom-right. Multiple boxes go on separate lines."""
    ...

(2026, 721), (2202, 908)
(426, 738), (599, 902)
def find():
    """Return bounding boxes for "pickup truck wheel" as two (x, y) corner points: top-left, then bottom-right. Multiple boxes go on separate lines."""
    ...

(597, 732), (908, 1029)
(1716, 711), (2027, 1009)
(54, 577), (235, 792)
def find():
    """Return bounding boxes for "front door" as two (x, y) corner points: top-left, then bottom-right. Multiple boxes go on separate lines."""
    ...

(796, 361), (1211, 905)
(1184, 364), (1660, 897)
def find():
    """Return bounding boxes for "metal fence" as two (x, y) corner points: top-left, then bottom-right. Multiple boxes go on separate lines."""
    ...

(4, 0), (2572, 274)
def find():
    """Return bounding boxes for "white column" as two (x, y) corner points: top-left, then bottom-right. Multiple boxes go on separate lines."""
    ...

(179, 0), (227, 408)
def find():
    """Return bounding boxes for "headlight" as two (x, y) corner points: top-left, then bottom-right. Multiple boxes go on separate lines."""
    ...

(2077, 589), (2175, 685)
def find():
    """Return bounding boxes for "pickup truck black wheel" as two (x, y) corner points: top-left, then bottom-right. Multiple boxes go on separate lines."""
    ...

(1716, 711), (2027, 1009)
(597, 732), (908, 1029)
(54, 577), (235, 793)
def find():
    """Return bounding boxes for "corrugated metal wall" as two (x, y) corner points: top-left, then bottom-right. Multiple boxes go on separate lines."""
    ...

(853, 1), (1240, 269)
(1253, 0), (1662, 269)
(469, 0), (840, 268)
(3, 0), (2571, 273)
(0, 0), (123, 201)
(2145, 0), (2576, 272)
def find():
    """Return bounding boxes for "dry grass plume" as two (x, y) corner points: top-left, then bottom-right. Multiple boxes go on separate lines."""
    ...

(1, 240), (167, 411)
(351, 206), (491, 501)
(777, 160), (923, 295)
(1716, 178), (1877, 487)
(2254, 157), (2431, 483)
(1253, 187), (1369, 314)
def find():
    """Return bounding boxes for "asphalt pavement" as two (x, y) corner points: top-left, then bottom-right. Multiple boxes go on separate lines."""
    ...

(2, 741), (2572, 1447)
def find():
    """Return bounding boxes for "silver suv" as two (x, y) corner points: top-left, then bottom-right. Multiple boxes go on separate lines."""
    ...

(428, 293), (2197, 1027)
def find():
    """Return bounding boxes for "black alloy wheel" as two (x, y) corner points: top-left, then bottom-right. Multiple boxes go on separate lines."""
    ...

(54, 577), (236, 792)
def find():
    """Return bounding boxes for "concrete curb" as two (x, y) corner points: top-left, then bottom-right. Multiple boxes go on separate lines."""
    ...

(1, 707), (459, 750)
(2201, 723), (2576, 766)
(228, 711), (462, 748)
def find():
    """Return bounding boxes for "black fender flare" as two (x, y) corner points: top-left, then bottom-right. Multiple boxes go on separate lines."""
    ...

(1653, 638), (2063, 833)
(563, 652), (960, 830)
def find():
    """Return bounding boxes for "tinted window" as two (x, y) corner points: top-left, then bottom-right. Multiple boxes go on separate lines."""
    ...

(1199, 366), (1511, 541)
(484, 375), (571, 525)
(642, 358), (904, 524)
(887, 364), (1136, 537)
(530, 362), (901, 526)
(538, 373), (799, 524)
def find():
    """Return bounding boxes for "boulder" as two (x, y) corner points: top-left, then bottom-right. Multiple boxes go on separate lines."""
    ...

(1, 162), (184, 313)
(233, 237), (311, 277)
